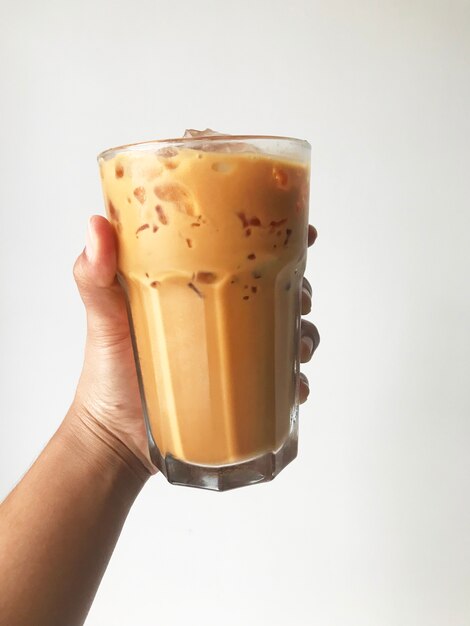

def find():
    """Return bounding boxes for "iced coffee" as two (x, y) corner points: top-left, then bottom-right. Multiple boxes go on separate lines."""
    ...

(98, 134), (310, 490)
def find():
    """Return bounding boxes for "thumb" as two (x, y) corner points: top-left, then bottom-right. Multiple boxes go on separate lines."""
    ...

(73, 216), (129, 345)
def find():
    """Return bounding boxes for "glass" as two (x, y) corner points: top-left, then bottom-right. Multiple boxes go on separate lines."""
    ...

(98, 134), (311, 490)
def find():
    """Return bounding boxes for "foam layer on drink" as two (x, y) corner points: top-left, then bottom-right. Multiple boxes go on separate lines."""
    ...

(99, 145), (309, 465)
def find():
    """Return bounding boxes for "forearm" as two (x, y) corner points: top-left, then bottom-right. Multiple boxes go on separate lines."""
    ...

(0, 409), (150, 626)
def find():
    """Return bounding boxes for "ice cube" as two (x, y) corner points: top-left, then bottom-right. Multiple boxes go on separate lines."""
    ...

(182, 129), (259, 153)
(154, 183), (196, 216)
(183, 128), (221, 138)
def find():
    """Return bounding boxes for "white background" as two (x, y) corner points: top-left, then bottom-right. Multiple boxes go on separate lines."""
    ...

(1, 1), (470, 624)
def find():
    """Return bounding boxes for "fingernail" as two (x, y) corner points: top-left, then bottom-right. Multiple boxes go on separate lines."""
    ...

(299, 373), (310, 398)
(301, 335), (314, 359)
(299, 372), (309, 387)
(85, 217), (95, 262)
(303, 277), (312, 297)
(302, 288), (312, 313)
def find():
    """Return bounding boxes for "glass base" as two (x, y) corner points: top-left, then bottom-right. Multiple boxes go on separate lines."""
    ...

(148, 421), (298, 492)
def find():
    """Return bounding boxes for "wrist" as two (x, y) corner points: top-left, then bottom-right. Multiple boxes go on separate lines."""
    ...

(60, 405), (152, 493)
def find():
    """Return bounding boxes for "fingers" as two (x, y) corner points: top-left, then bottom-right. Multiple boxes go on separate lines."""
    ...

(301, 277), (312, 314)
(308, 224), (318, 247)
(300, 320), (320, 363)
(299, 373), (310, 404)
(301, 290), (311, 315)
(302, 277), (312, 297)
(78, 215), (118, 288)
(299, 226), (318, 402)
(73, 216), (129, 344)
(298, 321), (318, 403)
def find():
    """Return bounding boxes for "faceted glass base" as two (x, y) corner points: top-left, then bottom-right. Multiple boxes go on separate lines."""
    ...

(148, 421), (298, 492)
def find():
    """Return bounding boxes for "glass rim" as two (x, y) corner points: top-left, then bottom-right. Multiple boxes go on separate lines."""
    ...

(98, 134), (311, 161)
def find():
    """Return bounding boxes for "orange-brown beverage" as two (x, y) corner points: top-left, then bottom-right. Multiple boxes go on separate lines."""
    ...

(98, 134), (310, 490)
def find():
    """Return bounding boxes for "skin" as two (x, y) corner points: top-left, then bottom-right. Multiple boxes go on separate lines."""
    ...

(0, 216), (319, 626)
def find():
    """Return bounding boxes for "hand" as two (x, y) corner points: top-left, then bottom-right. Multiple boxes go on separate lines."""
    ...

(71, 216), (154, 475)
(300, 224), (321, 402)
(70, 217), (319, 474)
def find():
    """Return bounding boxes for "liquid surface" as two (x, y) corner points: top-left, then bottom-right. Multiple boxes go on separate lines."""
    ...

(99, 147), (309, 465)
